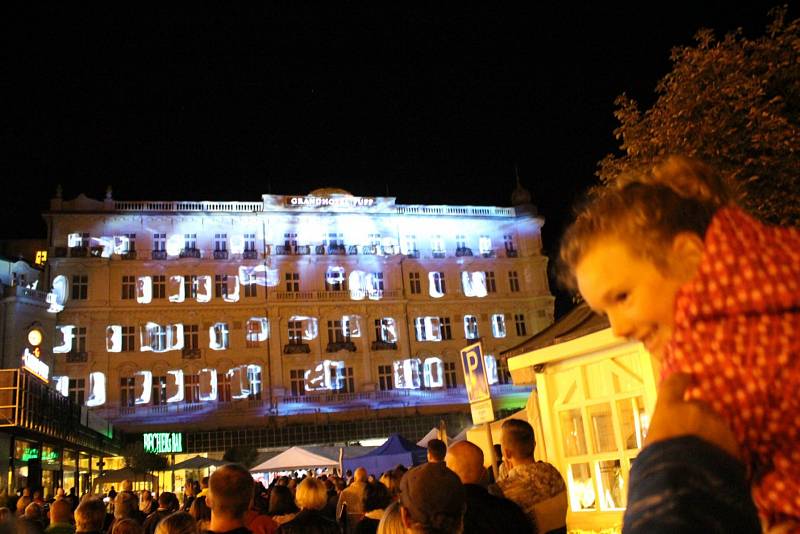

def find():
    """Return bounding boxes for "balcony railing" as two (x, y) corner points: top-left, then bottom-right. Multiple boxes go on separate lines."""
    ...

(182, 347), (201, 359)
(283, 342), (311, 354)
(506, 249), (518, 258)
(348, 245), (359, 255)
(242, 249), (259, 259)
(432, 251), (446, 259)
(276, 245), (292, 255)
(326, 341), (357, 353)
(274, 291), (315, 301)
(480, 250), (496, 258)
(54, 247), (67, 258)
(362, 245), (377, 255)
(371, 340), (398, 351)
(121, 250), (137, 260)
(327, 245), (346, 255)
(455, 247), (473, 257)
(89, 246), (105, 257)
(315, 245), (326, 255)
(69, 246), (88, 257)
(179, 248), (201, 259)
(405, 250), (420, 259)
(66, 351), (88, 363)
(296, 245), (310, 255)
(151, 249), (168, 260)
(213, 250), (229, 260)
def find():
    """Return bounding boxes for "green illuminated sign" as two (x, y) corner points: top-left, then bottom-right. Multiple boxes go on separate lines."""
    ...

(21, 448), (58, 462)
(143, 432), (183, 454)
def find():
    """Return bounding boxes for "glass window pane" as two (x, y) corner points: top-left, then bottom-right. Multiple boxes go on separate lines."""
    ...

(560, 409), (588, 457)
(568, 463), (596, 511)
(617, 397), (646, 450)
(597, 460), (626, 510)
(588, 403), (616, 453)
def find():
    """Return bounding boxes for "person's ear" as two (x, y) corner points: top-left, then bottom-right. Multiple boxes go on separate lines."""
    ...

(205, 493), (213, 509)
(400, 505), (412, 528)
(669, 232), (704, 283)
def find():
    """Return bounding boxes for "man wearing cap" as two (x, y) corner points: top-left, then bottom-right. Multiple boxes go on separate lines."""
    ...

(494, 419), (567, 534)
(446, 441), (533, 534)
(399, 462), (465, 534)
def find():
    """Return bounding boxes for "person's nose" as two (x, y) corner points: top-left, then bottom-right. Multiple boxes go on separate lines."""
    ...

(608, 311), (633, 339)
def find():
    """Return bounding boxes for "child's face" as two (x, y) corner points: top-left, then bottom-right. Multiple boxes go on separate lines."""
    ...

(575, 237), (686, 358)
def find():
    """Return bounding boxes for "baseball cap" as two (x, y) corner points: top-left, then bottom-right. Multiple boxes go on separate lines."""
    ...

(399, 462), (466, 526)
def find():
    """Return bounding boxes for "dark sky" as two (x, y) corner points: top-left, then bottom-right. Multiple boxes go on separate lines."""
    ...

(2, 2), (791, 313)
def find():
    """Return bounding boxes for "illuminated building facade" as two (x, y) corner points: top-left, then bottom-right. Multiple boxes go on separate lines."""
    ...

(45, 187), (554, 445)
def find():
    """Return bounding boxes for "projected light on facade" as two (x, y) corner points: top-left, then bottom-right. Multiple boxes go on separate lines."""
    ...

(491, 314), (506, 338)
(137, 276), (152, 304)
(135, 371), (153, 405)
(484, 355), (499, 385)
(140, 322), (184, 352)
(168, 275), (185, 303)
(209, 323), (229, 350)
(53, 376), (69, 397)
(246, 318), (269, 342)
(238, 265), (279, 287)
(166, 370), (184, 403)
(106, 325), (122, 352)
(414, 317), (441, 342)
(196, 275), (212, 303)
(53, 325), (75, 353)
(47, 275), (68, 313)
(289, 316), (318, 340)
(199, 368), (217, 401)
(461, 271), (488, 298)
(305, 360), (346, 392)
(428, 272), (446, 298)
(86, 372), (106, 407)
(166, 235), (183, 257)
(394, 359), (421, 389)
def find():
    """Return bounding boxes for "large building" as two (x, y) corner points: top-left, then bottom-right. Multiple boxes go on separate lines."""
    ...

(44, 185), (553, 453)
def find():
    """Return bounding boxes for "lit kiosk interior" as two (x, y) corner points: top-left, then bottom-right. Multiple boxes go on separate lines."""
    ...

(0, 324), (121, 497)
(503, 304), (659, 533)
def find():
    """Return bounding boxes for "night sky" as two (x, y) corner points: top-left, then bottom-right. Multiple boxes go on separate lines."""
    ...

(2, 3), (791, 314)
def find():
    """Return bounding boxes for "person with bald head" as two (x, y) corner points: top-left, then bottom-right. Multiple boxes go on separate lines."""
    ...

(206, 464), (254, 534)
(45, 499), (75, 534)
(336, 467), (368, 534)
(446, 441), (533, 534)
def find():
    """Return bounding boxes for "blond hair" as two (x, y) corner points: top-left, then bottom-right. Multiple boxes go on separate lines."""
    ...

(295, 478), (327, 511)
(560, 156), (736, 289)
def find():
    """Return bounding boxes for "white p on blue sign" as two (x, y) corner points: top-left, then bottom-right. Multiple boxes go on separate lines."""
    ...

(460, 342), (491, 403)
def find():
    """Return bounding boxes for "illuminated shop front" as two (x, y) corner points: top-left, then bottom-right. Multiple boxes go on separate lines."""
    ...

(46, 185), (550, 445)
(504, 304), (659, 533)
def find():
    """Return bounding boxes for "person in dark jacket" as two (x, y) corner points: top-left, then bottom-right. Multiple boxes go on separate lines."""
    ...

(276, 478), (337, 534)
(354, 482), (391, 534)
(446, 441), (533, 534)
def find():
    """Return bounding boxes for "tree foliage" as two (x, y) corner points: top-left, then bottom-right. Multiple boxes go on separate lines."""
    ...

(222, 446), (258, 468)
(122, 442), (169, 473)
(599, 6), (800, 226)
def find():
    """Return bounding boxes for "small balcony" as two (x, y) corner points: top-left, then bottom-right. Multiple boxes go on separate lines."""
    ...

(326, 341), (357, 353)
(406, 250), (420, 259)
(54, 247), (67, 258)
(151, 250), (168, 260)
(213, 249), (229, 260)
(89, 246), (105, 257)
(371, 340), (398, 351)
(121, 250), (137, 260)
(362, 245), (377, 255)
(327, 245), (346, 255)
(276, 245), (292, 255)
(480, 250), (496, 258)
(179, 248), (201, 259)
(432, 251), (446, 259)
(66, 351), (88, 363)
(348, 245), (359, 255)
(296, 245), (311, 255)
(455, 247), (473, 257)
(182, 347), (201, 359)
(69, 246), (88, 258)
(315, 245), (326, 255)
(283, 342), (311, 354)
(506, 249), (518, 258)
(242, 249), (259, 259)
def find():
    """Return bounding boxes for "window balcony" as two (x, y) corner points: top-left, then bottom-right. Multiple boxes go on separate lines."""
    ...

(54, 247), (67, 258)
(315, 245), (326, 255)
(276, 245), (292, 255)
(151, 250), (168, 260)
(328, 245), (346, 255)
(182, 347), (201, 359)
(213, 249), (229, 260)
(432, 251), (446, 259)
(326, 341), (357, 353)
(506, 249), (518, 258)
(371, 340), (398, 351)
(455, 247), (473, 257)
(66, 351), (88, 363)
(242, 249), (259, 259)
(348, 245), (359, 255)
(296, 245), (311, 255)
(89, 246), (105, 257)
(283, 342), (311, 354)
(69, 246), (88, 258)
(121, 250), (137, 260)
(179, 248), (201, 259)
(480, 250), (496, 258)
(406, 250), (420, 259)
(362, 245), (377, 255)
(382, 246), (397, 255)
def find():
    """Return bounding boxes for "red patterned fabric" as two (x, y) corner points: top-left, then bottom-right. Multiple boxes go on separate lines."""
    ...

(663, 207), (800, 528)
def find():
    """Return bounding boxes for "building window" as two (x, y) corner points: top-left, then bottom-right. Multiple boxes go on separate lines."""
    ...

(464, 315), (479, 340)
(504, 234), (516, 253)
(153, 233), (166, 251)
(290, 369), (305, 396)
(430, 272), (446, 296)
(75, 327), (87, 353)
(217, 373), (231, 403)
(403, 235), (418, 255)
(371, 272), (384, 292)
(515, 313), (527, 336)
(415, 317), (442, 342)
(69, 378), (85, 406)
(479, 236), (492, 255)
(444, 362), (458, 389)
(152, 275), (166, 299)
(492, 314), (507, 338)
(409, 272), (421, 294)
(325, 269), (347, 291)
(151, 325), (168, 352)
(284, 233), (297, 250)
(455, 234), (467, 249)
(374, 318), (397, 343)
(214, 233), (227, 251)
(324, 232), (344, 247)
(327, 320), (350, 344)
(211, 323), (229, 350)
(184, 275), (198, 299)
(246, 320), (263, 348)
(244, 280), (257, 298)
(71, 275), (88, 300)
(120, 377), (135, 407)
(123, 233), (136, 252)
(378, 365), (394, 391)
(439, 317), (452, 340)
(288, 321), (303, 344)
(508, 271), (520, 292)
(485, 271), (497, 293)
(214, 274), (228, 299)
(184, 234), (197, 250)
(339, 366), (355, 393)
(431, 235), (445, 255)
(244, 233), (256, 252)
(121, 326), (135, 352)
(248, 366), (262, 400)
(184, 374), (199, 403)
(497, 358), (511, 385)
(121, 275), (136, 300)
(285, 272), (299, 292)
(368, 233), (381, 248)
(184, 324), (199, 349)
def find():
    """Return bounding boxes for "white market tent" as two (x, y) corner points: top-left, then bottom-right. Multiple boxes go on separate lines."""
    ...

(249, 446), (339, 473)
(416, 427), (452, 447)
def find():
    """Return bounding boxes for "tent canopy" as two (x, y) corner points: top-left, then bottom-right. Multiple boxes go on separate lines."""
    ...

(92, 467), (157, 491)
(416, 427), (451, 447)
(250, 446), (338, 473)
(172, 456), (230, 470)
(343, 434), (427, 476)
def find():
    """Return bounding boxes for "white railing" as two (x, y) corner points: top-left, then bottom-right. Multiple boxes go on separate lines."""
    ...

(395, 205), (515, 217)
(114, 201), (264, 212)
